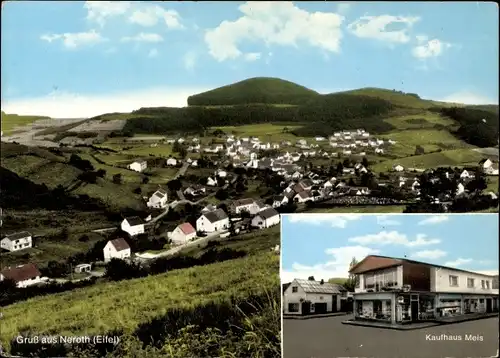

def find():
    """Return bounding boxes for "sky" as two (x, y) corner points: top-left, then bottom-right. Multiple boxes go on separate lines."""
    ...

(281, 214), (499, 283)
(1, 1), (498, 118)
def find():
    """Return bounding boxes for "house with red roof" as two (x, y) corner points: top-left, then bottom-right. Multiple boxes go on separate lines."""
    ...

(0, 263), (42, 288)
(170, 222), (196, 245)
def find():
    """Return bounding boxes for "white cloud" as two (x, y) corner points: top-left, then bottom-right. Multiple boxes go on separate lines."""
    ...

(376, 215), (400, 226)
(128, 5), (182, 28)
(348, 231), (441, 247)
(1, 86), (211, 118)
(347, 15), (419, 44)
(40, 30), (106, 49)
(418, 216), (449, 225)
(287, 214), (360, 228)
(183, 51), (197, 71)
(148, 48), (158, 58)
(444, 258), (473, 267)
(412, 38), (452, 59)
(84, 1), (131, 27)
(243, 52), (261, 61)
(438, 91), (499, 105)
(411, 249), (447, 260)
(281, 245), (379, 282)
(204, 1), (344, 62)
(121, 33), (163, 43)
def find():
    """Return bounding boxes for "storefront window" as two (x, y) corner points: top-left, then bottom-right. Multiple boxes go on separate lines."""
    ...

(418, 295), (435, 320)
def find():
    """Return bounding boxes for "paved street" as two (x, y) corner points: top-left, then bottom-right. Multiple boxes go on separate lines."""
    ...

(283, 314), (499, 358)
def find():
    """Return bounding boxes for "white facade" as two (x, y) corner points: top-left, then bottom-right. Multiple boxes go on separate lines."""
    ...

(103, 241), (131, 263)
(166, 158), (177, 166)
(196, 214), (229, 233)
(234, 203), (259, 215)
(0, 274), (42, 288)
(147, 190), (168, 209)
(170, 224), (197, 245)
(1, 234), (32, 252)
(128, 161), (147, 172)
(121, 219), (145, 236)
(283, 279), (343, 315)
(251, 212), (280, 229)
(430, 267), (496, 294)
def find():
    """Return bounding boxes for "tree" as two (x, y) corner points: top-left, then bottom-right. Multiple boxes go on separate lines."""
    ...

(343, 257), (359, 291)
(142, 176), (150, 184)
(167, 179), (182, 192)
(415, 145), (425, 155)
(96, 169), (106, 178)
(362, 157), (369, 168)
(343, 158), (351, 168)
(215, 189), (229, 201)
(112, 173), (122, 184)
(308, 276), (315, 281)
(133, 187), (142, 194)
(336, 162), (344, 175)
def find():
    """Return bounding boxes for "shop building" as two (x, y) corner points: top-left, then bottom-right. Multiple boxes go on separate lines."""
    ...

(350, 255), (499, 324)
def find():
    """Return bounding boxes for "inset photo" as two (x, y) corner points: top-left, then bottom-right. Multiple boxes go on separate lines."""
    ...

(281, 213), (499, 358)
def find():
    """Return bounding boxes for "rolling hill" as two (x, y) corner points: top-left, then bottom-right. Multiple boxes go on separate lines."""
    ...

(187, 77), (320, 106)
(1, 111), (50, 134)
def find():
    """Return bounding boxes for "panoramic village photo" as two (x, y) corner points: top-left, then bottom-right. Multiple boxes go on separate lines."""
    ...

(281, 213), (499, 358)
(0, 1), (498, 358)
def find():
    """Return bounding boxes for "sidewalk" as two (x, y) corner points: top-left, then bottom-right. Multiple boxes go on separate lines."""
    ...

(284, 312), (350, 320)
(342, 312), (498, 330)
(342, 319), (439, 330)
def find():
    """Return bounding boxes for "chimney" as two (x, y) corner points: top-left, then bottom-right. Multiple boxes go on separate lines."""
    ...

(320, 279), (324, 285)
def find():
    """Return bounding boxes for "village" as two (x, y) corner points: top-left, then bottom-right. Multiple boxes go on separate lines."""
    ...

(1, 128), (498, 290)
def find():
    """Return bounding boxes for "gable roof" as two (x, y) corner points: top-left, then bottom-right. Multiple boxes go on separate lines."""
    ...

(203, 208), (228, 223)
(109, 238), (130, 252)
(350, 255), (498, 277)
(256, 207), (279, 220)
(4, 231), (32, 240)
(178, 222), (196, 235)
(124, 216), (144, 226)
(294, 279), (346, 294)
(1, 263), (41, 282)
(152, 189), (167, 198)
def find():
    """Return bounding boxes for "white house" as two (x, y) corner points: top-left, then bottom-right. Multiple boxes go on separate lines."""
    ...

(393, 164), (404, 172)
(216, 169), (227, 178)
(456, 182), (466, 195)
(283, 279), (346, 315)
(166, 158), (178, 166)
(170, 222), (197, 245)
(74, 263), (92, 273)
(1, 231), (32, 252)
(232, 198), (259, 215)
(294, 191), (313, 203)
(272, 195), (289, 208)
(147, 189), (168, 209)
(206, 177), (217, 186)
(196, 209), (229, 233)
(121, 216), (145, 236)
(251, 208), (280, 229)
(128, 160), (147, 172)
(350, 255), (499, 324)
(0, 263), (42, 288)
(103, 238), (131, 263)
(375, 148), (384, 154)
(460, 170), (472, 179)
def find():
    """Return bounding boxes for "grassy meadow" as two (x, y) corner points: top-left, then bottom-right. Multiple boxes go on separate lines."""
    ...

(0, 251), (280, 353)
(1, 112), (50, 134)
